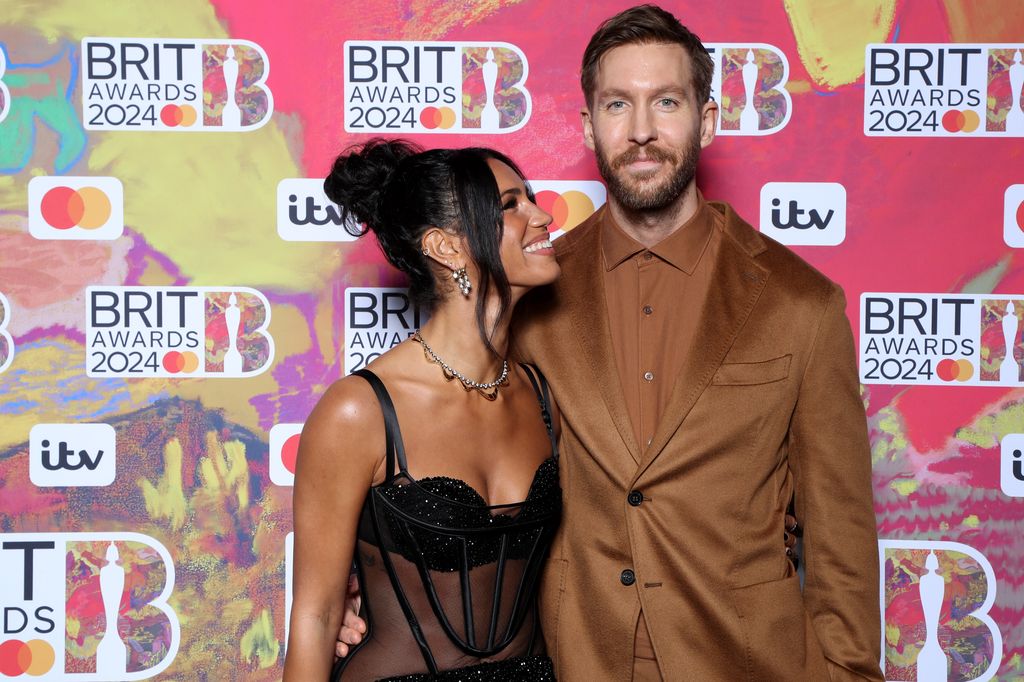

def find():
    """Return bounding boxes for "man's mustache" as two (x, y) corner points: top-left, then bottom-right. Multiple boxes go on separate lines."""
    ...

(611, 145), (678, 169)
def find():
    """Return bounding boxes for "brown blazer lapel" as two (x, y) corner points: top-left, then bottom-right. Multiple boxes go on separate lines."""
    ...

(559, 221), (642, 464)
(635, 221), (770, 477)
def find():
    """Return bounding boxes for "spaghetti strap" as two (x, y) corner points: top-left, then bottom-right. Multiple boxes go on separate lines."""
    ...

(352, 368), (410, 481)
(519, 363), (558, 461)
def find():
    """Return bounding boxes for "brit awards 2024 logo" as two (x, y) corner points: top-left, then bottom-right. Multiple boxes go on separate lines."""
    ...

(81, 38), (273, 131)
(0, 533), (179, 680)
(343, 41), (530, 133)
(345, 288), (426, 374)
(758, 182), (846, 246)
(529, 181), (606, 240)
(865, 44), (1024, 136)
(706, 43), (791, 135)
(27, 176), (124, 241)
(0, 47), (10, 124)
(269, 423), (302, 486)
(879, 540), (1001, 682)
(1003, 185), (1024, 247)
(0, 292), (12, 375)
(29, 424), (116, 488)
(856, 293), (1024, 386)
(85, 286), (274, 378)
(276, 179), (359, 242)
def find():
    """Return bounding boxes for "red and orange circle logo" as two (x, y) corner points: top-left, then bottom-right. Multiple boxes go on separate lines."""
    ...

(162, 350), (200, 374)
(0, 639), (55, 676)
(534, 190), (597, 233)
(936, 358), (974, 382)
(39, 186), (111, 230)
(160, 104), (197, 128)
(941, 109), (980, 133)
(419, 106), (456, 130)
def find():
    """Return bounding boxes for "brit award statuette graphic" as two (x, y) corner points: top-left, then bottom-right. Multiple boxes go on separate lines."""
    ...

(706, 43), (791, 135)
(879, 540), (1001, 682)
(81, 38), (273, 131)
(0, 533), (180, 680)
(86, 286), (274, 378)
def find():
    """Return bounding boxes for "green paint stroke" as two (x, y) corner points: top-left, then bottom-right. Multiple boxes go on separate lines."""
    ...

(0, 46), (86, 173)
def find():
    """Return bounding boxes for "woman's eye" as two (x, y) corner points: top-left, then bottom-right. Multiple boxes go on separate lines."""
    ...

(502, 199), (517, 211)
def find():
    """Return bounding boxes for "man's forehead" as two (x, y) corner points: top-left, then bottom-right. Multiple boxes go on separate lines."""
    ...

(594, 42), (693, 92)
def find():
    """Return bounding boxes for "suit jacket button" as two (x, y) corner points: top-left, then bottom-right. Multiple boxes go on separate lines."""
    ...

(628, 490), (643, 506)
(620, 569), (636, 586)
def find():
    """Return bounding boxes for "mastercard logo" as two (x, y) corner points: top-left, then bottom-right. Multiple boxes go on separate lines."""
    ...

(419, 106), (456, 130)
(534, 190), (598, 232)
(162, 350), (200, 374)
(29, 176), (124, 240)
(941, 109), (980, 133)
(0, 638), (55, 676)
(936, 358), (974, 382)
(160, 103), (197, 127)
(39, 185), (111, 230)
(529, 181), (607, 237)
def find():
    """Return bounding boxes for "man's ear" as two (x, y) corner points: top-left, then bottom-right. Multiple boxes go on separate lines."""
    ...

(421, 228), (464, 270)
(581, 107), (596, 152)
(699, 99), (719, 149)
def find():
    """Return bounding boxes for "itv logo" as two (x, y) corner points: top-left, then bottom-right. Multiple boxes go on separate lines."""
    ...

(29, 424), (116, 487)
(759, 182), (846, 246)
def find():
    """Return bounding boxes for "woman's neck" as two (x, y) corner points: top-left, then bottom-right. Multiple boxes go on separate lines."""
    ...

(416, 291), (514, 383)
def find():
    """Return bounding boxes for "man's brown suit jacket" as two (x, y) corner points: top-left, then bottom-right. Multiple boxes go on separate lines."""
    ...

(514, 202), (883, 681)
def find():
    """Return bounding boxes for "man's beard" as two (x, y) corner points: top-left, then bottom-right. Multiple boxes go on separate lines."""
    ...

(595, 132), (701, 212)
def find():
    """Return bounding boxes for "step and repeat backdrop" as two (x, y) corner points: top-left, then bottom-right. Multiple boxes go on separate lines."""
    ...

(0, 1), (1022, 680)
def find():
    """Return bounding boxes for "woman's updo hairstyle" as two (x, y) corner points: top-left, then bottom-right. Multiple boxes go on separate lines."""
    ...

(324, 138), (524, 354)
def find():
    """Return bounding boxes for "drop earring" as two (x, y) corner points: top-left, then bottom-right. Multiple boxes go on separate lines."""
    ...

(452, 266), (471, 297)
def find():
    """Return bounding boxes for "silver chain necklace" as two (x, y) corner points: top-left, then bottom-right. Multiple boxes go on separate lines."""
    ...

(411, 330), (509, 401)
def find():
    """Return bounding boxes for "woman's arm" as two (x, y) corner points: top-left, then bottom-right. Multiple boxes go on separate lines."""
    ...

(284, 377), (384, 681)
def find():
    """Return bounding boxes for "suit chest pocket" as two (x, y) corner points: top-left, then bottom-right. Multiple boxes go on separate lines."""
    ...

(711, 354), (791, 386)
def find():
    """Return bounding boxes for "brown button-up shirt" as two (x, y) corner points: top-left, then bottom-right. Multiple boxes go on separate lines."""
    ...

(601, 196), (719, 452)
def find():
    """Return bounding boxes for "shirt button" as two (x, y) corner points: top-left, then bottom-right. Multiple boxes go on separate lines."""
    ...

(620, 569), (636, 586)
(628, 490), (643, 506)
(642, 305), (653, 315)
(643, 371), (654, 381)
(643, 252), (653, 261)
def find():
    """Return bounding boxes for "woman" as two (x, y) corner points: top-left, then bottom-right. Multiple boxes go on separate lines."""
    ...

(284, 139), (562, 680)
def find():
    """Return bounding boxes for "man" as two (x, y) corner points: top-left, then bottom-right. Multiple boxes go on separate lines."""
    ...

(338, 5), (882, 680)
(511, 5), (882, 681)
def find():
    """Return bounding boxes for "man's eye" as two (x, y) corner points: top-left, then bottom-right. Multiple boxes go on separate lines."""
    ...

(607, 101), (625, 110)
(659, 98), (678, 107)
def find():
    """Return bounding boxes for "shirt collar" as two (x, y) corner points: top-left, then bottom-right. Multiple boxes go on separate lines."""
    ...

(600, 193), (715, 274)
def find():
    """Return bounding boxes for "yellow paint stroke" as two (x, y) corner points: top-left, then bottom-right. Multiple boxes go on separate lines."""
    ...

(197, 432), (250, 510)
(140, 437), (187, 530)
(403, 0), (526, 39)
(962, 514), (980, 528)
(784, 0), (897, 88)
(891, 478), (919, 496)
(240, 608), (280, 669)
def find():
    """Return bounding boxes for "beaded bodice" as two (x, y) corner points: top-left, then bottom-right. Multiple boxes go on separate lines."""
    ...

(332, 366), (561, 681)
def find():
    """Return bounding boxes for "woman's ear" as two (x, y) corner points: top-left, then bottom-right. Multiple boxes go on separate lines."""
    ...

(421, 228), (464, 270)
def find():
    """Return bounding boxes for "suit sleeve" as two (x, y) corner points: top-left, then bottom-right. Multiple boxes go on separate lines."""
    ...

(789, 284), (884, 682)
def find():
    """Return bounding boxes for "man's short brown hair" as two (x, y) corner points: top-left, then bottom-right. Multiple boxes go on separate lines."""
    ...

(581, 4), (714, 109)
